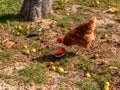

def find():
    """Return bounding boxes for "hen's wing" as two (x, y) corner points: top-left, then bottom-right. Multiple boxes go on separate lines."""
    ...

(63, 17), (96, 48)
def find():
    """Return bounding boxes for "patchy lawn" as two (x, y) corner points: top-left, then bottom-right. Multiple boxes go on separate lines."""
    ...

(0, 0), (120, 90)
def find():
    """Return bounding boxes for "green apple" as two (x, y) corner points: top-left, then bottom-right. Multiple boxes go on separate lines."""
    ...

(86, 72), (91, 78)
(57, 67), (64, 73)
(50, 66), (56, 71)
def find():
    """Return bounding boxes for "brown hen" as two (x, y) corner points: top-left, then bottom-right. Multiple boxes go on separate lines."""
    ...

(63, 17), (96, 48)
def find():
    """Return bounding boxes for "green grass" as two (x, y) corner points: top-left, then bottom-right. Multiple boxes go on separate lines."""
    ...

(76, 79), (100, 90)
(76, 56), (94, 72)
(0, 50), (12, 59)
(0, 74), (12, 79)
(18, 64), (46, 84)
(93, 74), (110, 87)
(0, 0), (120, 89)
(0, 50), (13, 65)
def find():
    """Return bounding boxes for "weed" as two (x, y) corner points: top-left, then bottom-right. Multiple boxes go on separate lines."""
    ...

(77, 56), (94, 72)
(0, 74), (11, 79)
(0, 50), (12, 59)
(108, 59), (118, 66)
(76, 79), (100, 90)
(19, 65), (46, 84)
(94, 74), (110, 87)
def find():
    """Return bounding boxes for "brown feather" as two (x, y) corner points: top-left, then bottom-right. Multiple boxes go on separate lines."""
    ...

(63, 17), (96, 48)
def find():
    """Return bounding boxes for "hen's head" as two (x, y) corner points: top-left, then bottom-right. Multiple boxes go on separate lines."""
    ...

(63, 17), (96, 48)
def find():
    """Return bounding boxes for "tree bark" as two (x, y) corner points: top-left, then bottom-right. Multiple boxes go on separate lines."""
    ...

(18, 0), (53, 22)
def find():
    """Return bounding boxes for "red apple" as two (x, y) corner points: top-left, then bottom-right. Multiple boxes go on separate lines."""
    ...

(57, 36), (64, 43)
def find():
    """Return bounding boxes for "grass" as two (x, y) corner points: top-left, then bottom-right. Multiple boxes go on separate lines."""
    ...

(77, 80), (100, 90)
(18, 64), (46, 84)
(0, 50), (14, 65)
(0, 0), (120, 89)
(76, 56), (94, 72)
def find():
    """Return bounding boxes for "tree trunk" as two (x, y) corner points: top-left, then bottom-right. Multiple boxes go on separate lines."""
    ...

(18, 0), (53, 22)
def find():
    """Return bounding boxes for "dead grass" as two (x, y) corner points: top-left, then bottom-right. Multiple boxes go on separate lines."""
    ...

(0, 0), (120, 90)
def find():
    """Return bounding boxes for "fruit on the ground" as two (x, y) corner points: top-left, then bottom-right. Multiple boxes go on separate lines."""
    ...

(48, 62), (54, 67)
(30, 48), (36, 53)
(23, 49), (30, 54)
(51, 21), (57, 27)
(27, 25), (30, 29)
(93, 54), (99, 59)
(18, 26), (23, 31)
(104, 82), (110, 87)
(16, 32), (20, 36)
(86, 72), (91, 78)
(103, 34), (108, 39)
(52, 21), (57, 25)
(95, 0), (100, 4)
(66, 13), (69, 16)
(23, 45), (28, 49)
(57, 67), (64, 73)
(57, 36), (64, 43)
(103, 82), (110, 90)
(103, 86), (109, 90)
(50, 66), (56, 71)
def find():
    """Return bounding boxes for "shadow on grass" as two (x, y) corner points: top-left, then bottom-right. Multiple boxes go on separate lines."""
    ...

(33, 51), (76, 63)
(0, 13), (22, 23)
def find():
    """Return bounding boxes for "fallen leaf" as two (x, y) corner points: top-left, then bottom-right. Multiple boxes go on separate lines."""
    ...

(108, 66), (118, 70)
(105, 7), (118, 13)
(2, 41), (15, 49)
(101, 60), (108, 65)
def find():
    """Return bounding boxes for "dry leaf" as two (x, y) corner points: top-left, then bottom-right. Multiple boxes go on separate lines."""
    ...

(101, 60), (108, 65)
(108, 66), (118, 70)
(2, 41), (15, 49)
(105, 7), (118, 13)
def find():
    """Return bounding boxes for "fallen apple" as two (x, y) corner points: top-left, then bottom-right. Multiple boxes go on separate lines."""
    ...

(103, 34), (108, 39)
(18, 26), (23, 31)
(52, 21), (57, 25)
(30, 48), (36, 53)
(48, 62), (54, 67)
(50, 66), (56, 71)
(93, 54), (99, 59)
(95, 0), (100, 4)
(23, 45), (28, 49)
(86, 72), (91, 78)
(23, 49), (30, 55)
(57, 67), (64, 73)
(16, 32), (20, 36)
(57, 36), (64, 43)
(103, 86), (109, 90)
(27, 25), (30, 29)
(104, 82), (110, 87)
(66, 13), (69, 16)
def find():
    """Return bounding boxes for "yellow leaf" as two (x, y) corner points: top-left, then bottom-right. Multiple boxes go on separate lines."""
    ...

(106, 7), (118, 13)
